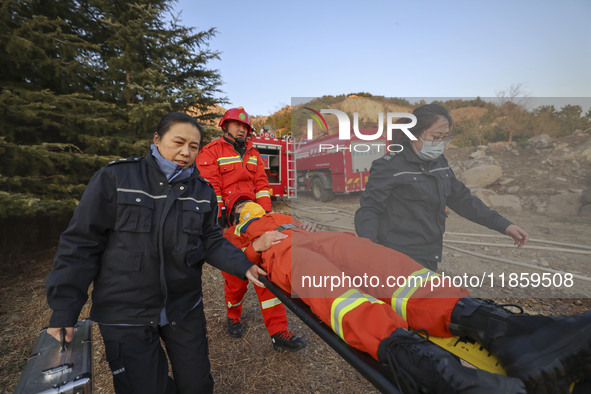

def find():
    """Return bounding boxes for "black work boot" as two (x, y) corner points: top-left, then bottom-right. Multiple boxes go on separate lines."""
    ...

(377, 328), (525, 393)
(227, 317), (243, 338)
(271, 330), (307, 352)
(450, 297), (591, 394)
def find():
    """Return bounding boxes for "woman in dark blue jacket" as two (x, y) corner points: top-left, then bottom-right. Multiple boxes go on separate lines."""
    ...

(46, 112), (265, 394)
(355, 104), (529, 271)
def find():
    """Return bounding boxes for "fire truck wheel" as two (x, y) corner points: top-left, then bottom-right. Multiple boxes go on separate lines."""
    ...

(310, 178), (334, 202)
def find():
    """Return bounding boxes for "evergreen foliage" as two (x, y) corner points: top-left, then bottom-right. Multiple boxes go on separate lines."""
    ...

(0, 0), (224, 218)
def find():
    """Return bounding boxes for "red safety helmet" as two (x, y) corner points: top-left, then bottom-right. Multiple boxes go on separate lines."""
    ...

(219, 107), (253, 135)
(226, 191), (255, 226)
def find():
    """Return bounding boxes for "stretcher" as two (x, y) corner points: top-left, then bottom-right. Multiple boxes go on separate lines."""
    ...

(259, 276), (402, 393)
(259, 276), (589, 393)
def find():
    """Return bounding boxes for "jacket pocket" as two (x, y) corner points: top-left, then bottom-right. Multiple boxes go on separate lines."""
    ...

(182, 199), (212, 235)
(398, 175), (430, 201)
(185, 237), (205, 267)
(246, 156), (258, 172)
(102, 248), (142, 272)
(434, 168), (454, 198)
(115, 192), (154, 232)
(220, 161), (239, 174)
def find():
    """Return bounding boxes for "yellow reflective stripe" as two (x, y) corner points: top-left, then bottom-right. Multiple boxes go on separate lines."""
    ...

(216, 195), (223, 203)
(391, 268), (438, 321)
(255, 190), (270, 199)
(217, 156), (241, 165)
(330, 289), (358, 339)
(261, 298), (282, 309)
(234, 221), (249, 236)
(241, 247), (246, 252)
(227, 298), (245, 308)
(247, 156), (258, 165)
(330, 289), (382, 342)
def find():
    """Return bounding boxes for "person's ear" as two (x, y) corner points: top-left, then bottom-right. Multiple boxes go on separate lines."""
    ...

(153, 132), (160, 145)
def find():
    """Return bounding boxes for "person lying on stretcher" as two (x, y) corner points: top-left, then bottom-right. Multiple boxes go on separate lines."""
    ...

(224, 196), (591, 394)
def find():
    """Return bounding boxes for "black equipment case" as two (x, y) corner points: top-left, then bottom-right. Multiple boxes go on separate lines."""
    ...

(14, 319), (93, 394)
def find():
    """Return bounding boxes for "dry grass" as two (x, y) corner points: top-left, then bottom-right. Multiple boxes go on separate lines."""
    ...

(0, 247), (377, 393)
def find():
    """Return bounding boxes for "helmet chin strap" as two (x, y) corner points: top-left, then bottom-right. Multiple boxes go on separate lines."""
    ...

(224, 129), (245, 146)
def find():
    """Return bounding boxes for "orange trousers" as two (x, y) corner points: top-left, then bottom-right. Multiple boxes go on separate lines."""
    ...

(258, 230), (470, 360)
(222, 271), (288, 336)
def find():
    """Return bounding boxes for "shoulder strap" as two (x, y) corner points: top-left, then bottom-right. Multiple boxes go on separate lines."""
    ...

(274, 223), (298, 232)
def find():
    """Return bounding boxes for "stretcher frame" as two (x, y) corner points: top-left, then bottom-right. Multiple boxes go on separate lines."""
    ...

(259, 275), (403, 394)
(260, 276), (588, 393)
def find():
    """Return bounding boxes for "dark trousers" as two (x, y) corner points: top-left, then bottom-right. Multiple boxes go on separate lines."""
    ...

(99, 303), (214, 394)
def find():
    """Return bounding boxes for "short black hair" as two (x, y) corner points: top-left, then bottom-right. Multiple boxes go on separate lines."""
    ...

(156, 112), (203, 141)
(390, 104), (453, 144)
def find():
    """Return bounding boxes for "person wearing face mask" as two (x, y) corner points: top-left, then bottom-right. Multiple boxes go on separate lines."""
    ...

(45, 112), (266, 394)
(355, 104), (528, 271)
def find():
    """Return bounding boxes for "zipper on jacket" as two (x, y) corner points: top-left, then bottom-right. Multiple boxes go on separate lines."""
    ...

(157, 184), (173, 322)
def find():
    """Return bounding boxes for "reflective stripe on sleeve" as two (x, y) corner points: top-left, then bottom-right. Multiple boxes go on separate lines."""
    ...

(255, 190), (271, 199)
(391, 268), (438, 321)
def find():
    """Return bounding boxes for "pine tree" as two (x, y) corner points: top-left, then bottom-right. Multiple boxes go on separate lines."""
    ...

(0, 0), (224, 223)
(91, 0), (224, 135)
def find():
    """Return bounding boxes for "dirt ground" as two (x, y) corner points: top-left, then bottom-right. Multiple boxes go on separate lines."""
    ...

(2, 133), (591, 393)
(0, 242), (380, 394)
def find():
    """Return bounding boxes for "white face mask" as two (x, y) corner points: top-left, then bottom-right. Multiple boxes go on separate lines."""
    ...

(416, 140), (446, 161)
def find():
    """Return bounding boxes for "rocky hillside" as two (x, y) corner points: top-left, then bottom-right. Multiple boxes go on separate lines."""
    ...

(445, 131), (591, 217)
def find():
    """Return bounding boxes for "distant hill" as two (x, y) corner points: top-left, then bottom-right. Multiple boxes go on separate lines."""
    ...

(195, 95), (590, 146)
(256, 94), (590, 147)
(187, 103), (227, 126)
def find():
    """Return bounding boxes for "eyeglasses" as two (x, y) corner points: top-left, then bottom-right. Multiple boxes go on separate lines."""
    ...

(419, 135), (454, 146)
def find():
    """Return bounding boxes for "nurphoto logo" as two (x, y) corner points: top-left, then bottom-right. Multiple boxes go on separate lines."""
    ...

(304, 107), (418, 153)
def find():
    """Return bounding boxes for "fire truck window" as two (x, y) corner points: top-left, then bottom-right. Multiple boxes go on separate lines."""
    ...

(266, 154), (280, 183)
(258, 148), (281, 184)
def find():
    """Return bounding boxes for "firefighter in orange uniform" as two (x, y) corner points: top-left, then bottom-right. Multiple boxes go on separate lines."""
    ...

(196, 107), (271, 224)
(196, 108), (304, 351)
(225, 200), (591, 394)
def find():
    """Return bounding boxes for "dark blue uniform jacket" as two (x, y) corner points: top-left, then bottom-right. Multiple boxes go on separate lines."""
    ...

(46, 151), (253, 327)
(355, 142), (512, 267)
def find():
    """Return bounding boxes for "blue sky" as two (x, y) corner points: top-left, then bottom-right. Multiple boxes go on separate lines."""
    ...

(172, 0), (591, 116)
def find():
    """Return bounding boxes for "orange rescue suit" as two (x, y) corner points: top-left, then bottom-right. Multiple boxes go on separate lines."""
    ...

(196, 137), (272, 217)
(226, 213), (471, 360)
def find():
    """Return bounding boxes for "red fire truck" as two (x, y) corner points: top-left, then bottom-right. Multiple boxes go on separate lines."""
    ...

(295, 131), (388, 201)
(250, 132), (297, 198)
(251, 130), (388, 202)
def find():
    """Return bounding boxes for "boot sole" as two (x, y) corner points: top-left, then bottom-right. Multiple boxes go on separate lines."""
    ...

(272, 343), (307, 352)
(498, 313), (591, 394)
